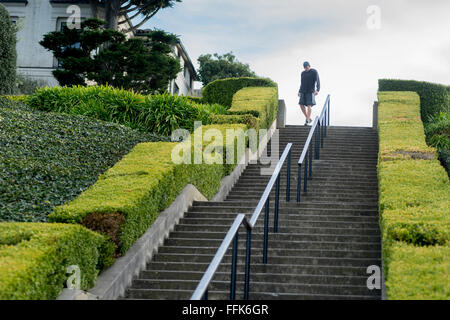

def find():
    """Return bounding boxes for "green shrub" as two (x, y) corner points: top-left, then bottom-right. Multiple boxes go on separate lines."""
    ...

(378, 159), (449, 246)
(26, 86), (225, 135)
(377, 90), (450, 299)
(229, 87), (279, 130)
(379, 79), (449, 123)
(14, 74), (47, 95)
(384, 243), (449, 300)
(202, 77), (277, 108)
(185, 96), (204, 104)
(49, 124), (248, 254)
(0, 98), (164, 222)
(0, 5), (17, 95)
(0, 222), (114, 300)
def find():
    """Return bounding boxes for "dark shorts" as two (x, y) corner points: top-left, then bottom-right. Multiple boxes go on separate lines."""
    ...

(299, 92), (316, 106)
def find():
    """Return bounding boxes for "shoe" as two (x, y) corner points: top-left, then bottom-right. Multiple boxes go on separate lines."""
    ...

(308, 119), (313, 124)
(304, 120), (308, 126)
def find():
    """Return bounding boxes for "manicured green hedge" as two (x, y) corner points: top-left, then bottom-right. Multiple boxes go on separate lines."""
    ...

(26, 86), (226, 136)
(202, 77), (277, 108)
(377, 92), (436, 160)
(0, 98), (164, 222)
(229, 87), (279, 130)
(384, 242), (449, 300)
(0, 222), (114, 300)
(377, 91), (450, 299)
(49, 124), (248, 255)
(379, 79), (449, 122)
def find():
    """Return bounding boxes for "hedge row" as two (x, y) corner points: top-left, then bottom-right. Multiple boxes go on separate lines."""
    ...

(0, 98), (164, 222)
(229, 87), (278, 130)
(49, 124), (248, 254)
(377, 91), (450, 299)
(0, 222), (114, 300)
(25, 85), (227, 136)
(202, 77), (277, 108)
(378, 79), (449, 122)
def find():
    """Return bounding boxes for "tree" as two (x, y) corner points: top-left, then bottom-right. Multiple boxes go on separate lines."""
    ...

(0, 4), (17, 94)
(40, 19), (180, 93)
(197, 52), (257, 86)
(99, 0), (181, 32)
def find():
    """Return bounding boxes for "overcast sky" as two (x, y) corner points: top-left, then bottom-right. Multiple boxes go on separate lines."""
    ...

(144, 0), (450, 126)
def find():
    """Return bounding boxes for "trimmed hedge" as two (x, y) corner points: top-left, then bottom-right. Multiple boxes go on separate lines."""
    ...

(26, 86), (226, 136)
(377, 92), (436, 160)
(49, 124), (248, 254)
(0, 222), (114, 300)
(0, 5), (16, 95)
(384, 243), (449, 300)
(229, 87), (279, 130)
(0, 98), (164, 222)
(377, 90), (450, 299)
(202, 77), (277, 108)
(379, 79), (449, 122)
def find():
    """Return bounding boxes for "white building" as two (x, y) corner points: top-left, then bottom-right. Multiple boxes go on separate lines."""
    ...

(1, 0), (198, 94)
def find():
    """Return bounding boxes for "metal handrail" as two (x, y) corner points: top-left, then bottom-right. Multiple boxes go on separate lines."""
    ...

(297, 95), (331, 202)
(191, 143), (293, 300)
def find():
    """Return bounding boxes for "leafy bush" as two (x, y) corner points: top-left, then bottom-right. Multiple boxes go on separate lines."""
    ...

(379, 79), (449, 123)
(229, 86), (279, 130)
(49, 124), (248, 255)
(0, 222), (114, 300)
(0, 5), (17, 95)
(0, 98), (164, 222)
(384, 242), (449, 300)
(377, 90), (450, 299)
(26, 85), (226, 135)
(378, 79), (450, 173)
(377, 92), (436, 160)
(202, 77), (277, 108)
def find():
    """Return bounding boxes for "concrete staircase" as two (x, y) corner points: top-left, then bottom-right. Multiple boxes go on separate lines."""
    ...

(121, 125), (381, 300)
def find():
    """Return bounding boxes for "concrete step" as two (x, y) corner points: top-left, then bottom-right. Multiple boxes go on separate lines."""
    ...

(128, 279), (379, 297)
(138, 269), (371, 286)
(168, 231), (381, 243)
(180, 217), (379, 229)
(164, 238), (382, 251)
(159, 246), (381, 259)
(174, 224), (381, 236)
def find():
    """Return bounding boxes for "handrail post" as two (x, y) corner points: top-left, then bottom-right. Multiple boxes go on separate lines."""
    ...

(286, 149), (291, 202)
(321, 117), (324, 148)
(263, 198), (269, 264)
(274, 175), (280, 233)
(297, 163), (301, 202)
(244, 228), (251, 300)
(304, 154), (308, 193)
(314, 124), (320, 160)
(202, 290), (208, 300)
(308, 143), (313, 179)
(230, 232), (239, 300)
(328, 97), (330, 127)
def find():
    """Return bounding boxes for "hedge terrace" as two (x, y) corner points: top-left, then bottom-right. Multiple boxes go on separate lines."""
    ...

(377, 90), (450, 299)
(0, 98), (165, 222)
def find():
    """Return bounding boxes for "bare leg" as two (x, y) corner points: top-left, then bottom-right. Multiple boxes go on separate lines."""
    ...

(307, 105), (312, 121)
(300, 105), (308, 120)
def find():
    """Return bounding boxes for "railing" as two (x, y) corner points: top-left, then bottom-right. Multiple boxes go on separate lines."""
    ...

(191, 143), (293, 300)
(297, 94), (331, 202)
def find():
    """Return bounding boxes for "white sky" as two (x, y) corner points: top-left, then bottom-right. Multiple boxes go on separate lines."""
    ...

(144, 0), (450, 127)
